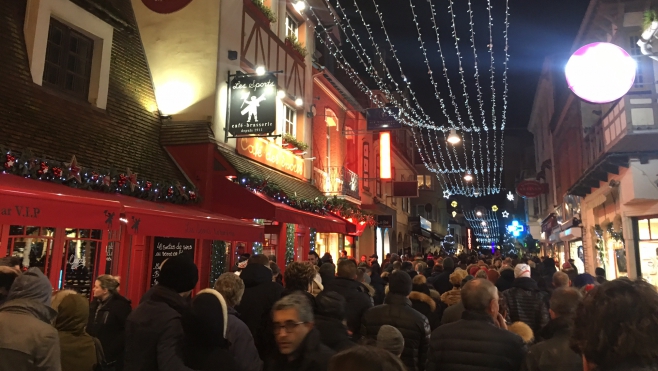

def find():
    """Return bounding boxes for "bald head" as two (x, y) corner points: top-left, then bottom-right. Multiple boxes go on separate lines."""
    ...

(461, 278), (498, 313)
(552, 271), (570, 289)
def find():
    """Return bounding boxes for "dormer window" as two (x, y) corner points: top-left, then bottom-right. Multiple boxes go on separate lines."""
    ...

(285, 13), (298, 39)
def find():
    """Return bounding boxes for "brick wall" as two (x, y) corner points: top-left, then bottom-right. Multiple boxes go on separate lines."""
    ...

(0, 0), (185, 182)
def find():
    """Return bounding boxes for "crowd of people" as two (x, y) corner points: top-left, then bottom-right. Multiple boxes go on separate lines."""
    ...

(1, 250), (658, 371)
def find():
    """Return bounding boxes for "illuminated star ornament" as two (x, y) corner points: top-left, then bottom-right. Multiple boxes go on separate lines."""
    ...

(507, 191), (514, 201)
(443, 190), (451, 199)
(491, 205), (499, 212)
(126, 168), (138, 192)
(502, 210), (509, 218)
(65, 155), (82, 183)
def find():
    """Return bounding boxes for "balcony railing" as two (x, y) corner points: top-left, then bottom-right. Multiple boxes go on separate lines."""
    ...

(313, 166), (360, 200)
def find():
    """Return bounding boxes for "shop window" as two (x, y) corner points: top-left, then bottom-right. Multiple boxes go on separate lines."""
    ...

(285, 14), (299, 39)
(43, 18), (94, 100)
(263, 233), (279, 258)
(24, 0), (114, 109)
(61, 228), (103, 298)
(104, 229), (121, 275)
(7, 226), (55, 275)
(284, 104), (296, 136)
(363, 142), (370, 191)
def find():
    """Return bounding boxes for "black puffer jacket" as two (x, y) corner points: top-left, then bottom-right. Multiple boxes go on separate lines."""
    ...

(314, 315), (355, 352)
(427, 310), (526, 371)
(322, 277), (372, 338)
(496, 269), (515, 292)
(236, 264), (284, 361)
(501, 277), (550, 335)
(431, 268), (455, 294)
(87, 293), (132, 369)
(361, 294), (431, 371)
(523, 317), (582, 371)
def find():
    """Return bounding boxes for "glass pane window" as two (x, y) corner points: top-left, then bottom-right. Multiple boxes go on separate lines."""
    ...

(629, 36), (646, 90)
(6, 226), (55, 275)
(284, 105), (296, 136)
(61, 229), (103, 298)
(285, 14), (298, 39)
(639, 219), (651, 240)
(363, 143), (369, 190)
(43, 18), (93, 100)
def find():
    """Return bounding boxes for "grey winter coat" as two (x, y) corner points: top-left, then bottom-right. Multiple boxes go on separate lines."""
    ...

(0, 268), (61, 371)
(226, 306), (263, 371)
(501, 277), (550, 335)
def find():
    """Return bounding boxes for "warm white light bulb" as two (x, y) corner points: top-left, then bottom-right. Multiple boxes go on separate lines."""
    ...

(295, 98), (303, 107)
(463, 171), (473, 182)
(293, 1), (306, 11)
(256, 66), (266, 76)
(447, 129), (461, 144)
(277, 90), (286, 99)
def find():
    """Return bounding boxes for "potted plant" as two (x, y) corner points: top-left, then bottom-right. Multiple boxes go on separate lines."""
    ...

(282, 133), (308, 155)
(285, 35), (308, 60)
(244, 0), (277, 26)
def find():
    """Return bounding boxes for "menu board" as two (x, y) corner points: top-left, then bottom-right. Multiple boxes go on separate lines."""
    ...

(151, 237), (195, 287)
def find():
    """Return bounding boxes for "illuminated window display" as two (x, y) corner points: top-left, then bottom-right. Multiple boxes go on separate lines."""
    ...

(637, 218), (658, 287)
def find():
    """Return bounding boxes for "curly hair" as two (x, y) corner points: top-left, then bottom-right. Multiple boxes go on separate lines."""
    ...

(284, 261), (316, 292)
(571, 278), (658, 369)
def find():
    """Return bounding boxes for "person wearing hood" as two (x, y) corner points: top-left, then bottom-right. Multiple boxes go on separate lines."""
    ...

(52, 290), (99, 371)
(540, 258), (557, 289)
(236, 256), (285, 361)
(323, 259), (372, 339)
(214, 273), (263, 371)
(319, 263), (336, 288)
(501, 264), (549, 336)
(124, 254), (199, 371)
(366, 263), (386, 306)
(314, 290), (355, 352)
(0, 267), (60, 371)
(525, 287), (583, 371)
(361, 271), (430, 371)
(410, 275), (442, 330)
(182, 289), (237, 371)
(0, 265), (20, 306)
(440, 269), (468, 307)
(495, 266), (515, 292)
(87, 274), (132, 371)
(431, 257), (455, 294)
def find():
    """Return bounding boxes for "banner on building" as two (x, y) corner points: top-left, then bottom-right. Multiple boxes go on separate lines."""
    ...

(377, 215), (393, 229)
(151, 237), (195, 287)
(366, 108), (402, 131)
(228, 74), (277, 136)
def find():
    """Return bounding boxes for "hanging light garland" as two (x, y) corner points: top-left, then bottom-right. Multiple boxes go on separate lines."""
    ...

(465, 210), (501, 244)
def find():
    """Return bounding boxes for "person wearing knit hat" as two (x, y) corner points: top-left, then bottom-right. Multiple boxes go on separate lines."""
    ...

(361, 270), (430, 371)
(182, 289), (237, 371)
(377, 325), (405, 357)
(124, 255), (199, 371)
(501, 264), (549, 336)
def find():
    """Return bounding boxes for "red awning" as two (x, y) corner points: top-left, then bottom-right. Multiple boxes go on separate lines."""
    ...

(213, 178), (348, 234)
(0, 174), (122, 230)
(119, 196), (264, 241)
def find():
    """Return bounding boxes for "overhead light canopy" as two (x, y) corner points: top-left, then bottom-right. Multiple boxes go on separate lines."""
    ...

(447, 129), (461, 144)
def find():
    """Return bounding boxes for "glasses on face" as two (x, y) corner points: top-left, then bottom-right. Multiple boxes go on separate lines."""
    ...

(273, 321), (305, 334)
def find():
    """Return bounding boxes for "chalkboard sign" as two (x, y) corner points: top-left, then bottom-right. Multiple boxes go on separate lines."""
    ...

(151, 237), (195, 287)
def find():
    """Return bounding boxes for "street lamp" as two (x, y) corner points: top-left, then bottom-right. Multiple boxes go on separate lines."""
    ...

(255, 66), (266, 76)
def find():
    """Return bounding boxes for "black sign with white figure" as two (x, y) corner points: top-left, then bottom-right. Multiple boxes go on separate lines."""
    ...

(150, 237), (195, 287)
(228, 74), (277, 136)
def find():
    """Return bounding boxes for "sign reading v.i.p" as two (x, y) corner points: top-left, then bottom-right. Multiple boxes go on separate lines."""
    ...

(228, 74), (277, 136)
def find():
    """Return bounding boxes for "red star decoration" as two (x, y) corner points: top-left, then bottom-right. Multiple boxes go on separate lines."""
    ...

(52, 167), (63, 178)
(126, 168), (138, 191)
(144, 181), (152, 191)
(38, 162), (49, 175)
(189, 191), (196, 201)
(4, 154), (15, 169)
(175, 182), (188, 200)
(65, 155), (82, 183)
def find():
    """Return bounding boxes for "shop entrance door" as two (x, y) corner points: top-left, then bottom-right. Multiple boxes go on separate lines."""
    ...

(60, 228), (103, 298)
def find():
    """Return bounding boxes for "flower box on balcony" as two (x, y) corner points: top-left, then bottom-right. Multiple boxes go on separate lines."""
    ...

(282, 134), (308, 156)
(285, 35), (307, 61)
(244, 0), (276, 27)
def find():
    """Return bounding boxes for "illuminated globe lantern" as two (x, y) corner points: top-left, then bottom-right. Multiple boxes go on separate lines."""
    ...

(565, 42), (636, 104)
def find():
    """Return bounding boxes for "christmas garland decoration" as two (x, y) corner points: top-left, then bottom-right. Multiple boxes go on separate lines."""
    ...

(235, 172), (375, 225)
(285, 224), (295, 265)
(210, 240), (227, 285)
(0, 147), (199, 204)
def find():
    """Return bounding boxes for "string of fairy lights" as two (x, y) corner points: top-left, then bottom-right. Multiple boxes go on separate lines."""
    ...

(464, 210), (501, 244)
(298, 0), (510, 197)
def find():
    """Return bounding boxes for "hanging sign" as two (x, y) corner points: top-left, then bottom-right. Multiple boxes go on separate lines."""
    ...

(228, 74), (277, 136)
(366, 108), (402, 131)
(142, 0), (193, 14)
(151, 237), (195, 287)
(516, 180), (549, 198)
(377, 215), (393, 229)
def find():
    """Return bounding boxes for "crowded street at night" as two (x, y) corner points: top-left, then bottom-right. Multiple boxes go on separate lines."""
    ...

(1, 0), (658, 370)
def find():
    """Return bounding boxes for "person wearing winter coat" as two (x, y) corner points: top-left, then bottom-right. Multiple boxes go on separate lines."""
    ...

(361, 271), (431, 371)
(266, 292), (335, 371)
(440, 269), (468, 307)
(571, 279), (658, 371)
(87, 275), (132, 371)
(427, 279), (526, 371)
(501, 264), (550, 336)
(431, 257), (455, 294)
(182, 289), (237, 371)
(0, 268), (60, 371)
(409, 275), (442, 330)
(367, 263), (386, 305)
(52, 290), (99, 371)
(236, 257), (285, 361)
(523, 288), (583, 371)
(124, 254), (199, 371)
(0, 265), (20, 307)
(314, 290), (355, 352)
(495, 267), (515, 292)
(214, 273), (263, 371)
(323, 259), (372, 339)
(440, 275), (474, 325)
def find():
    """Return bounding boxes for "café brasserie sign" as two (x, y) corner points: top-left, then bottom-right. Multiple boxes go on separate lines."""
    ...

(228, 74), (277, 136)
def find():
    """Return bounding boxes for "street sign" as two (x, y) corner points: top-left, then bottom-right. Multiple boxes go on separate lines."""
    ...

(516, 180), (549, 198)
(228, 74), (277, 136)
